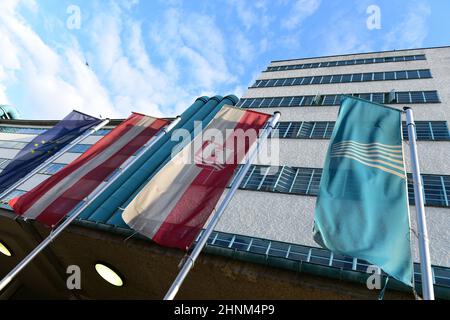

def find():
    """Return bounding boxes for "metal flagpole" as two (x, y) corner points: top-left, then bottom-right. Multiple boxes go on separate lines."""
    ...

(0, 116), (182, 292)
(0, 118), (111, 200)
(164, 112), (281, 300)
(404, 107), (435, 300)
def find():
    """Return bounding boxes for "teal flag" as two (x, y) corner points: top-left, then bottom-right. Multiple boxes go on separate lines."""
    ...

(314, 96), (413, 287)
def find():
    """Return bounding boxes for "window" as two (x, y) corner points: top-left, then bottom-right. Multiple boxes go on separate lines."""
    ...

(424, 91), (440, 103)
(373, 72), (384, 81)
(201, 231), (450, 291)
(362, 73), (373, 81)
(275, 121), (450, 141)
(0, 127), (47, 134)
(251, 70), (432, 87)
(239, 91), (440, 109)
(284, 78), (295, 86)
(251, 98), (264, 108)
(302, 96), (314, 106)
(407, 70), (419, 79)
(341, 74), (352, 82)
(302, 77), (313, 85)
(248, 238), (271, 255)
(311, 76), (322, 84)
(0, 141), (28, 149)
(384, 72), (395, 80)
(0, 159), (10, 169)
(265, 54), (427, 72)
(419, 69), (432, 78)
(397, 92), (411, 104)
(234, 164), (450, 208)
(322, 95), (338, 106)
(39, 163), (66, 175)
(0, 189), (26, 205)
(330, 75), (342, 83)
(402, 121), (450, 141)
(69, 144), (91, 153)
(321, 75), (332, 84)
(292, 78), (303, 86)
(371, 93), (385, 104)
(351, 73), (363, 82)
(396, 71), (407, 80)
(410, 91), (426, 103)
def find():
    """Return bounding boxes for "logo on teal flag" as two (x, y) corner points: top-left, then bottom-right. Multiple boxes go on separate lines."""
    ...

(314, 96), (413, 287)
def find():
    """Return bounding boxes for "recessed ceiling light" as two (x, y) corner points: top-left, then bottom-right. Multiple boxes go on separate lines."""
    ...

(95, 263), (124, 287)
(0, 241), (12, 257)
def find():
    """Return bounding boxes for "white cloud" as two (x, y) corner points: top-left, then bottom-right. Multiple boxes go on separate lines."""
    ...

(282, 0), (321, 30)
(384, 2), (431, 50)
(0, 0), (117, 119)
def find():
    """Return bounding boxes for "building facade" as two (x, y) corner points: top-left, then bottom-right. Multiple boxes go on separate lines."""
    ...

(0, 47), (449, 299)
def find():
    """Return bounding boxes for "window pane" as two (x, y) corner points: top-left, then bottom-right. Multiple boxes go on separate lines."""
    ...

(284, 78), (295, 86)
(321, 75), (332, 84)
(397, 92), (411, 104)
(69, 144), (91, 153)
(424, 91), (439, 103)
(302, 77), (313, 85)
(384, 72), (395, 80)
(373, 72), (384, 81)
(341, 74), (352, 82)
(419, 70), (432, 78)
(362, 73), (373, 81)
(371, 93), (385, 104)
(407, 70), (419, 79)
(410, 92), (426, 103)
(351, 74), (363, 82)
(311, 76), (322, 84)
(40, 163), (66, 175)
(396, 71), (407, 80)
(322, 95), (337, 105)
(331, 75), (342, 83)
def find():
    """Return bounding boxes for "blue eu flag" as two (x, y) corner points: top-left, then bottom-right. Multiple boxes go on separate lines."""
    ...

(0, 110), (101, 194)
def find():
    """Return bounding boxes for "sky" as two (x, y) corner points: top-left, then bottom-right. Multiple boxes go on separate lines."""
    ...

(0, 0), (449, 120)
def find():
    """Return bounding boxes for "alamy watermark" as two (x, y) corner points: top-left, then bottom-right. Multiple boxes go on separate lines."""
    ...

(366, 5), (381, 30)
(366, 265), (382, 290)
(169, 124), (280, 176)
(66, 5), (81, 30)
(66, 265), (81, 290)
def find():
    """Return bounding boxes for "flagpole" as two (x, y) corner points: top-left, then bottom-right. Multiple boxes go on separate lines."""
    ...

(0, 118), (111, 200)
(0, 116), (181, 292)
(403, 107), (435, 300)
(164, 112), (281, 300)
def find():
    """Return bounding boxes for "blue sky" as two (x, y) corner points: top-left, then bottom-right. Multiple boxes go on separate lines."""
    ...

(0, 0), (449, 120)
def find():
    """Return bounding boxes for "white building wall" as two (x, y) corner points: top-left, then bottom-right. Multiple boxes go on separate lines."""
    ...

(219, 47), (450, 268)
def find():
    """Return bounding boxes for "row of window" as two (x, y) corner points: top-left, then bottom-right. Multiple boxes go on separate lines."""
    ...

(251, 70), (432, 88)
(237, 91), (441, 108)
(232, 165), (450, 208)
(266, 54), (426, 72)
(200, 230), (450, 288)
(0, 141), (94, 153)
(271, 121), (450, 141)
(0, 126), (111, 136)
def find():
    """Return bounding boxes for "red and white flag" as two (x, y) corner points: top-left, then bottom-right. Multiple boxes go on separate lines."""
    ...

(9, 113), (169, 227)
(122, 106), (271, 250)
